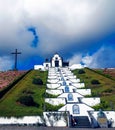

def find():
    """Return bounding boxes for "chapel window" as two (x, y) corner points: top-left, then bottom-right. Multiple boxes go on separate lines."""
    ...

(46, 64), (49, 67)
(68, 93), (73, 101)
(72, 105), (80, 114)
(55, 57), (58, 60)
(65, 85), (69, 92)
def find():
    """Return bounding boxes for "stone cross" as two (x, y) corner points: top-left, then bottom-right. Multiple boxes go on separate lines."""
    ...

(11, 49), (21, 70)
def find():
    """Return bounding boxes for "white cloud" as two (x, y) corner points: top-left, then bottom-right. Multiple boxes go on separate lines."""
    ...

(0, 0), (115, 69)
(81, 55), (93, 67)
(68, 46), (115, 68)
(0, 0), (115, 51)
(68, 54), (82, 66)
(0, 56), (13, 71)
(34, 0), (115, 55)
(82, 47), (115, 68)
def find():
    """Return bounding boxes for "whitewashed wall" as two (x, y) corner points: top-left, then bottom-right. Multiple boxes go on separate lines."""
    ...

(0, 116), (43, 125)
(57, 85), (76, 92)
(46, 89), (63, 95)
(47, 84), (60, 89)
(58, 92), (83, 98)
(34, 65), (45, 70)
(72, 83), (85, 88)
(76, 89), (91, 95)
(65, 81), (81, 86)
(69, 79), (80, 83)
(58, 104), (94, 116)
(51, 54), (62, 67)
(63, 77), (77, 81)
(58, 93), (83, 103)
(43, 112), (67, 127)
(45, 98), (66, 105)
(66, 75), (77, 79)
(81, 97), (100, 106)
(48, 72), (57, 75)
(47, 79), (59, 84)
(48, 76), (58, 79)
(43, 62), (51, 68)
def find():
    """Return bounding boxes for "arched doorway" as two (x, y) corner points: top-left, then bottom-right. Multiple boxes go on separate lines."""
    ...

(55, 60), (59, 67)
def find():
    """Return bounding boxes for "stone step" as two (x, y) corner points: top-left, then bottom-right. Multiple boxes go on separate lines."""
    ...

(70, 116), (91, 128)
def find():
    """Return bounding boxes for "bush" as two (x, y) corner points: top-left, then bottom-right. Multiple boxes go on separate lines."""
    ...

(33, 77), (43, 85)
(22, 89), (34, 95)
(44, 93), (58, 98)
(103, 88), (113, 93)
(91, 91), (100, 97)
(92, 104), (102, 110)
(93, 100), (109, 110)
(17, 95), (38, 107)
(91, 79), (100, 85)
(78, 69), (85, 74)
(45, 103), (64, 111)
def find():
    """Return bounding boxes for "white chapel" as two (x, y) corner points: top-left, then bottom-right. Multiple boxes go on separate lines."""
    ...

(34, 53), (69, 70)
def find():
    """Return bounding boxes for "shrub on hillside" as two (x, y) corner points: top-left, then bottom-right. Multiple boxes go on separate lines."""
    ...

(45, 103), (64, 111)
(78, 69), (85, 74)
(22, 89), (34, 95)
(93, 100), (109, 110)
(103, 88), (113, 93)
(91, 79), (100, 85)
(44, 92), (58, 98)
(17, 95), (38, 107)
(33, 77), (43, 85)
(91, 91), (100, 97)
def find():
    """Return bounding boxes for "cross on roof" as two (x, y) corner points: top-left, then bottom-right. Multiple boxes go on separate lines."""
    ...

(11, 49), (21, 70)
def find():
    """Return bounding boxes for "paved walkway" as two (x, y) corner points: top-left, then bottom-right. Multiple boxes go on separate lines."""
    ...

(0, 126), (115, 130)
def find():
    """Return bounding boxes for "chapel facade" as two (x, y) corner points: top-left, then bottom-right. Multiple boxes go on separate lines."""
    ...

(43, 53), (69, 68)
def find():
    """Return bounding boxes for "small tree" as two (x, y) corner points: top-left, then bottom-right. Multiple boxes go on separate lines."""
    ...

(104, 88), (113, 93)
(93, 100), (109, 110)
(78, 69), (85, 74)
(33, 76), (43, 85)
(17, 95), (38, 107)
(45, 103), (64, 111)
(91, 79), (100, 85)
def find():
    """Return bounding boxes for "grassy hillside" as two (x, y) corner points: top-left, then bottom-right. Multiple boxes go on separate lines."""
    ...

(93, 68), (115, 80)
(73, 68), (115, 110)
(0, 70), (47, 117)
(0, 68), (115, 117)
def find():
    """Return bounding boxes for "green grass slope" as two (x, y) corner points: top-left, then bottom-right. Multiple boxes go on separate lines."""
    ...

(73, 68), (115, 110)
(0, 68), (115, 117)
(0, 70), (47, 117)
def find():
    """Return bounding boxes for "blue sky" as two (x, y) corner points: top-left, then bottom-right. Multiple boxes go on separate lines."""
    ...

(0, 0), (115, 70)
